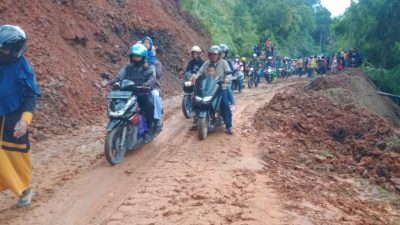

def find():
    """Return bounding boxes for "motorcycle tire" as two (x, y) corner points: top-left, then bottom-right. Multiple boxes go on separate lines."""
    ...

(248, 78), (253, 89)
(182, 95), (192, 119)
(198, 117), (209, 140)
(255, 77), (259, 87)
(104, 126), (127, 166)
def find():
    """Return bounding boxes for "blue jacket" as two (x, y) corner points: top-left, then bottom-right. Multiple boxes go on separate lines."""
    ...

(0, 56), (41, 116)
(141, 37), (156, 65)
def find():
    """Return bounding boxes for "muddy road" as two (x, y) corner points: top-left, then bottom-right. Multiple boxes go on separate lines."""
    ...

(1, 78), (399, 225)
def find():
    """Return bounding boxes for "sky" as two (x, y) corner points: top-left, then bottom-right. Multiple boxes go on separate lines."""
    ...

(320, 0), (352, 17)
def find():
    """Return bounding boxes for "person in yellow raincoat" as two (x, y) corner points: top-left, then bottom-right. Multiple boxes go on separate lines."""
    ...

(0, 25), (41, 207)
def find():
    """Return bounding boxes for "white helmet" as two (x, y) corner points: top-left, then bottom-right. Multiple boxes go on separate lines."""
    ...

(191, 46), (202, 53)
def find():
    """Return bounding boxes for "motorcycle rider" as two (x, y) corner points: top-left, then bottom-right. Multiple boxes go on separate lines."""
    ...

(112, 43), (161, 141)
(219, 44), (235, 109)
(185, 46), (204, 74)
(141, 37), (163, 130)
(240, 57), (248, 76)
(191, 46), (233, 134)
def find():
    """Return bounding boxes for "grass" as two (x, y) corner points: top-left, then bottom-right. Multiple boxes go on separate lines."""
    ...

(320, 149), (333, 157)
(386, 135), (400, 150)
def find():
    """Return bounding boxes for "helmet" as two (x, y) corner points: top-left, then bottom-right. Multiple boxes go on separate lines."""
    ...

(241, 57), (247, 62)
(0, 25), (26, 65)
(129, 43), (148, 59)
(191, 46), (202, 53)
(219, 44), (228, 53)
(208, 45), (221, 54)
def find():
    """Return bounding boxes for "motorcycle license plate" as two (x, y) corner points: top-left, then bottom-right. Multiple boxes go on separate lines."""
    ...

(108, 91), (132, 99)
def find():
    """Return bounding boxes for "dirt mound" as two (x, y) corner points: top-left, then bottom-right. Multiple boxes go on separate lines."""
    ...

(0, 0), (210, 139)
(305, 70), (400, 125)
(254, 90), (400, 190)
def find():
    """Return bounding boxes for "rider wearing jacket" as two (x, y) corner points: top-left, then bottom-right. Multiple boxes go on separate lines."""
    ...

(114, 44), (160, 137)
(192, 46), (233, 134)
(185, 46), (204, 73)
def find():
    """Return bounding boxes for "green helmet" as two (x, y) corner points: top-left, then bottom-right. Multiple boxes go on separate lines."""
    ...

(208, 45), (221, 54)
(219, 44), (228, 53)
(129, 43), (148, 59)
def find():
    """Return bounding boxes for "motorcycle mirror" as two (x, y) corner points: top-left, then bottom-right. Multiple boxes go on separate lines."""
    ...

(121, 80), (135, 90)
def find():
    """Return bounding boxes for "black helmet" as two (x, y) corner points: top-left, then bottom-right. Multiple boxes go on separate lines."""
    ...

(0, 25), (26, 65)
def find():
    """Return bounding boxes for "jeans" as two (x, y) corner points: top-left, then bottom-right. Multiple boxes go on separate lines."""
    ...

(226, 85), (235, 105)
(151, 90), (163, 121)
(220, 89), (232, 129)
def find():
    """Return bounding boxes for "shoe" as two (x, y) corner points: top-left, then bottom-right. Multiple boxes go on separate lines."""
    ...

(190, 119), (198, 130)
(226, 127), (234, 135)
(144, 133), (154, 144)
(16, 188), (33, 207)
(155, 119), (163, 134)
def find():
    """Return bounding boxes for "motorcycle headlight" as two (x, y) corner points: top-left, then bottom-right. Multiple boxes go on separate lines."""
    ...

(195, 96), (203, 102)
(203, 96), (212, 103)
(184, 81), (192, 86)
(109, 97), (136, 117)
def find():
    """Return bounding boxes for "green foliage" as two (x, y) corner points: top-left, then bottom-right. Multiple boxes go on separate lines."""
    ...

(180, 0), (258, 55)
(180, 0), (331, 57)
(331, 0), (400, 104)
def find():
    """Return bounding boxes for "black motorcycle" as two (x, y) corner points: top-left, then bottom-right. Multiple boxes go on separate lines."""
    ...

(193, 74), (228, 140)
(182, 71), (195, 119)
(247, 67), (256, 88)
(104, 80), (158, 165)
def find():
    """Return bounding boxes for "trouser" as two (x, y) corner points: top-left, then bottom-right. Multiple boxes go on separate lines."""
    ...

(151, 90), (163, 121)
(226, 85), (235, 105)
(220, 89), (232, 129)
(137, 94), (154, 127)
(307, 68), (314, 77)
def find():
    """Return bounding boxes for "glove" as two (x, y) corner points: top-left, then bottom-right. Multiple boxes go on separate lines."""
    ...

(109, 78), (121, 89)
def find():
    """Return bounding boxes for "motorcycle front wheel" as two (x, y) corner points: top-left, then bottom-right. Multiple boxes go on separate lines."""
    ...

(182, 95), (192, 119)
(104, 126), (127, 165)
(248, 77), (254, 89)
(198, 117), (209, 140)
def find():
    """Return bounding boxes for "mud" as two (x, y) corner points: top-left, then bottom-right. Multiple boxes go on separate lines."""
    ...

(0, 0), (210, 139)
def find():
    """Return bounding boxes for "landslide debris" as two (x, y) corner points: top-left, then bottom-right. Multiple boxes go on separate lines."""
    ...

(0, 0), (210, 139)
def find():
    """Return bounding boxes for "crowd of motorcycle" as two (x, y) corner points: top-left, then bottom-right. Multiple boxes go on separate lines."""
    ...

(103, 40), (363, 165)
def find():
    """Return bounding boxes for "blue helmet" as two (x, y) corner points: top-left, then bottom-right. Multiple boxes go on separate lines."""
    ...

(129, 43), (148, 59)
(0, 25), (26, 65)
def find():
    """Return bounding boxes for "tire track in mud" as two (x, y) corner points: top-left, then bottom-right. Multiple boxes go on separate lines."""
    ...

(0, 79), (309, 225)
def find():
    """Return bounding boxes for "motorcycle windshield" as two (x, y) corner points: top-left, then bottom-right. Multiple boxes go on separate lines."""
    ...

(195, 75), (219, 98)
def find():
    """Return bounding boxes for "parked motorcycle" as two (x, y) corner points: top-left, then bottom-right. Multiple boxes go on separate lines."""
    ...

(104, 80), (159, 165)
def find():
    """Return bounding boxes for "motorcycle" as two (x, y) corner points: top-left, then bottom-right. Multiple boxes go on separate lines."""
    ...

(277, 67), (284, 79)
(104, 80), (159, 165)
(193, 73), (230, 140)
(231, 70), (244, 93)
(265, 66), (276, 84)
(247, 67), (256, 88)
(182, 71), (195, 119)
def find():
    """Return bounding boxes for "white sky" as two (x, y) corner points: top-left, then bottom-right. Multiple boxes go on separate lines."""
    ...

(320, 0), (352, 17)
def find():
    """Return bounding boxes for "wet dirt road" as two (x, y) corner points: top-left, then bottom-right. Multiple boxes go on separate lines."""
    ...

(1, 78), (398, 225)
